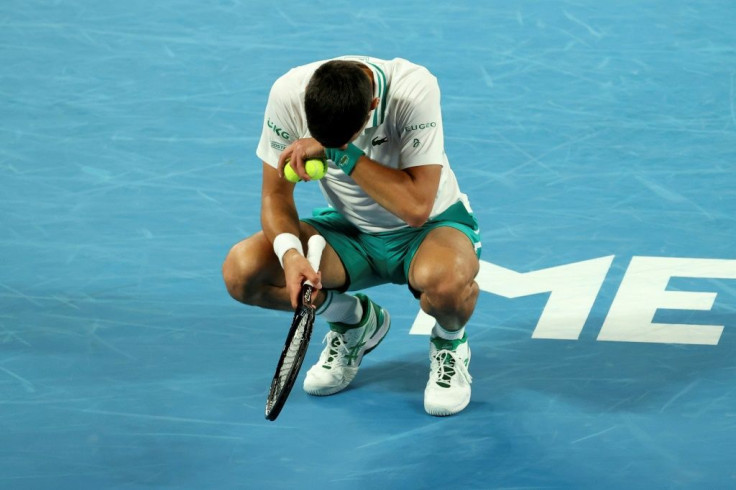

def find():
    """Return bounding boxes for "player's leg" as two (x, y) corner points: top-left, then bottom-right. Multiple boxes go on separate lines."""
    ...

(299, 210), (392, 396)
(222, 222), (347, 312)
(408, 226), (480, 416)
(223, 212), (390, 396)
(409, 226), (480, 331)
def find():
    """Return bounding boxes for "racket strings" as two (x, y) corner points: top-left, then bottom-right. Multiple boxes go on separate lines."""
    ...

(277, 314), (309, 384)
(264, 253), (322, 421)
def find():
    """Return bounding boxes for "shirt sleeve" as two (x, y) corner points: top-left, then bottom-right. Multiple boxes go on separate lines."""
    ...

(396, 73), (446, 169)
(255, 75), (304, 169)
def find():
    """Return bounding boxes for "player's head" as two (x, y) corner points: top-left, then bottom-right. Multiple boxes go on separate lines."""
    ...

(305, 60), (375, 148)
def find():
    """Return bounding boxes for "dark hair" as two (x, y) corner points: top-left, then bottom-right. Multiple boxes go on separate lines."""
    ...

(305, 60), (373, 148)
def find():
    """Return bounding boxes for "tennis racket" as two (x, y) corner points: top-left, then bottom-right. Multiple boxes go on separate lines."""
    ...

(265, 234), (326, 421)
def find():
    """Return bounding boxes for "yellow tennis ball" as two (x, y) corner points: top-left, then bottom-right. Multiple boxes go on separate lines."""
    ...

(283, 161), (300, 183)
(305, 159), (327, 180)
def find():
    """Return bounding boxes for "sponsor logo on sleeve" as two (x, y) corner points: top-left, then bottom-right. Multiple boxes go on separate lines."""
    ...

(267, 118), (291, 140)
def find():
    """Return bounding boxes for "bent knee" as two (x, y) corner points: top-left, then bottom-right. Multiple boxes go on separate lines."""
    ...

(222, 236), (281, 304)
(412, 254), (477, 294)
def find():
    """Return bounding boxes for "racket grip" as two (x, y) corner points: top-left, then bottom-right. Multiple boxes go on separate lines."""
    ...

(304, 235), (326, 287)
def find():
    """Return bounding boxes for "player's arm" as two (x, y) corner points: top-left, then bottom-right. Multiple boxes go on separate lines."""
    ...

(256, 76), (322, 304)
(272, 135), (440, 227)
(261, 161), (321, 307)
(261, 161), (299, 244)
(258, 73), (313, 242)
(337, 72), (445, 227)
(350, 159), (441, 227)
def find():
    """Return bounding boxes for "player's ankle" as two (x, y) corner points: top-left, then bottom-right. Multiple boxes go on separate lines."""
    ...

(317, 291), (363, 325)
(431, 323), (465, 341)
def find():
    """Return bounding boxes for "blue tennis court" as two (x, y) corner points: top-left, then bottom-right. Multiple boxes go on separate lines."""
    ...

(2, 1), (735, 488)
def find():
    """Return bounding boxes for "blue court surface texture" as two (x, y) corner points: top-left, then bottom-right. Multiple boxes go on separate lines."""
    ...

(2, 1), (735, 489)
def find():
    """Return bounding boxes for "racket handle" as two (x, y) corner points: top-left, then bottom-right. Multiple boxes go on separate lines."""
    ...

(304, 235), (326, 287)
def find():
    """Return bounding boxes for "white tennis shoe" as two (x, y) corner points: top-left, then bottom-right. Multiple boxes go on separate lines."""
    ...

(424, 335), (472, 416)
(303, 294), (390, 396)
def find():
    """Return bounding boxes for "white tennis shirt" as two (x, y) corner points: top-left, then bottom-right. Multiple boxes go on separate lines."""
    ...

(256, 56), (470, 233)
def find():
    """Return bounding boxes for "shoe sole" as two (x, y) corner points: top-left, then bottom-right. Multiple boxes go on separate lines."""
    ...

(303, 367), (359, 396)
(424, 392), (471, 416)
(303, 308), (391, 397)
(424, 387), (472, 417)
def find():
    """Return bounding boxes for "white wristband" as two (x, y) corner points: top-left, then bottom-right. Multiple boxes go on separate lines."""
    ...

(273, 233), (304, 268)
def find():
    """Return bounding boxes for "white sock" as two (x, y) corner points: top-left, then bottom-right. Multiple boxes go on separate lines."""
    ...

(316, 291), (363, 325)
(432, 323), (465, 341)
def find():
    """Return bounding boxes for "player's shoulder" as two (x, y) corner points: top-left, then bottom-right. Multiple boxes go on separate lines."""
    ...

(387, 58), (438, 91)
(386, 57), (437, 80)
(382, 58), (440, 108)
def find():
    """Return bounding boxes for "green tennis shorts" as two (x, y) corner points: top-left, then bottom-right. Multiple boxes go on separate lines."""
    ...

(302, 200), (481, 295)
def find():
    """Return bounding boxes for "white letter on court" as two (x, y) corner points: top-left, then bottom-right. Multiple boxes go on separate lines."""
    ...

(597, 257), (736, 345)
(410, 256), (614, 339)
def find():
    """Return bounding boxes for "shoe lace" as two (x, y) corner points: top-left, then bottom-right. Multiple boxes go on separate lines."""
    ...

(319, 331), (351, 368)
(431, 349), (471, 388)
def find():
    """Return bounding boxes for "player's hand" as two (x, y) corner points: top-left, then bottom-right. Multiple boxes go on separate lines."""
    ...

(278, 138), (325, 182)
(282, 249), (322, 308)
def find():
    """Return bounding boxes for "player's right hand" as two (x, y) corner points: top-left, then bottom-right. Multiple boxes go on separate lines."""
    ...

(278, 138), (325, 182)
(282, 249), (322, 308)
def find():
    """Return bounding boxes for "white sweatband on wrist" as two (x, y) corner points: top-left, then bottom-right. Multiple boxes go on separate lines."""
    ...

(273, 233), (304, 268)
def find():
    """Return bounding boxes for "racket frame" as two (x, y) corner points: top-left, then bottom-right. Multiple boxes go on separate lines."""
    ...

(264, 283), (316, 421)
(264, 235), (326, 421)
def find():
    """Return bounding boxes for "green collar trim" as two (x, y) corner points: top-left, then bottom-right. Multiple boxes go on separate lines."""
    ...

(365, 62), (388, 128)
